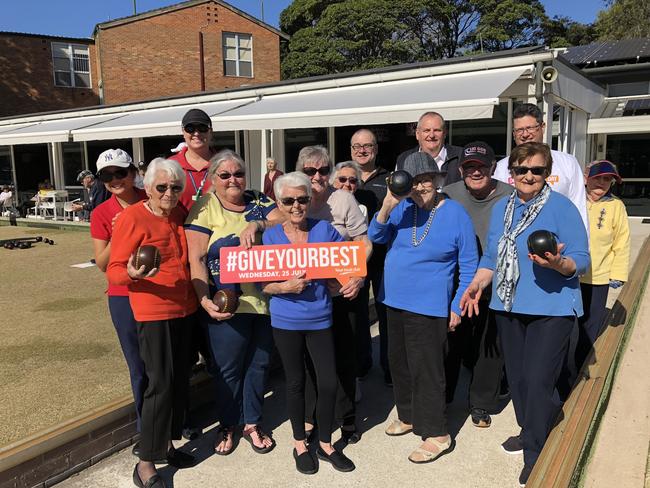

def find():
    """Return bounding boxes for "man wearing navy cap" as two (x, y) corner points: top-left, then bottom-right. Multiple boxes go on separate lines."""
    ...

(443, 141), (513, 428)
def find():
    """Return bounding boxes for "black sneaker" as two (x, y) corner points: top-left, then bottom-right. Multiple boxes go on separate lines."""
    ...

(519, 464), (533, 486)
(501, 435), (523, 455)
(316, 447), (355, 472)
(293, 448), (317, 475)
(470, 408), (492, 428)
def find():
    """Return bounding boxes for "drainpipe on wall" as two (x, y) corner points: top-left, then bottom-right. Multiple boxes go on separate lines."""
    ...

(199, 31), (206, 91)
(535, 61), (544, 112)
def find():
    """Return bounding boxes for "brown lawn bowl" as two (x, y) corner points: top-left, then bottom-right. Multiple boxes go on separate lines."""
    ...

(134, 245), (161, 274)
(212, 289), (239, 314)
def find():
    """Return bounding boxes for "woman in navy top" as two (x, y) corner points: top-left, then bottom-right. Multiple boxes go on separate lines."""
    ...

(262, 172), (355, 475)
(368, 152), (478, 465)
(461, 142), (590, 487)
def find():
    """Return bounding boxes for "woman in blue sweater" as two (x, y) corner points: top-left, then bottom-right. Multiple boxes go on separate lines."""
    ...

(262, 172), (355, 475)
(461, 142), (590, 487)
(368, 152), (478, 464)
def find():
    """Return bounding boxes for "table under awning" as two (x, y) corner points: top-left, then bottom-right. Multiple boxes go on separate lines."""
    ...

(209, 66), (529, 131)
(72, 98), (257, 141)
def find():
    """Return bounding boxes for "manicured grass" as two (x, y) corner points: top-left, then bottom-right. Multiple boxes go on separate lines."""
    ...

(0, 226), (131, 446)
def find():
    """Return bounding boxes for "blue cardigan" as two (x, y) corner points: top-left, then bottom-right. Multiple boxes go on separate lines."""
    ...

(480, 190), (590, 316)
(368, 198), (478, 317)
(262, 219), (343, 330)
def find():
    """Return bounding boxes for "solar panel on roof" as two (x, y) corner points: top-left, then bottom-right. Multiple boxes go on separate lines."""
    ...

(624, 98), (650, 116)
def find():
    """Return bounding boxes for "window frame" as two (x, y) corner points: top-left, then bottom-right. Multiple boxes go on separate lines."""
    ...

(222, 32), (253, 78)
(51, 42), (91, 89)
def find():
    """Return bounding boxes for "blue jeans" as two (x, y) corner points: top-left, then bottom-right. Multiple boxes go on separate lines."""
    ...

(202, 312), (273, 426)
(107, 295), (147, 431)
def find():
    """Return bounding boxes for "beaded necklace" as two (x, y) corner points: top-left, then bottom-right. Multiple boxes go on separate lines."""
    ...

(411, 195), (440, 247)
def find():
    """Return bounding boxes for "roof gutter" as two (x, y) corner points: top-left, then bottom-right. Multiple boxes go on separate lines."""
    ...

(580, 61), (650, 75)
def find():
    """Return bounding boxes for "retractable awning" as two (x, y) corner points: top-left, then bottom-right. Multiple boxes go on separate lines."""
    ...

(211, 66), (528, 131)
(0, 114), (128, 145)
(72, 98), (257, 141)
(588, 97), (650, 134)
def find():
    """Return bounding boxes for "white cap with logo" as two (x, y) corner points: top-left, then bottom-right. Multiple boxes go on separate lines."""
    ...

(96, 149), (133, 172)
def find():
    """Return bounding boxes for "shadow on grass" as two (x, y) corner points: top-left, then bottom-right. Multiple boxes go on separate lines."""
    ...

(34, 296), (101, 312)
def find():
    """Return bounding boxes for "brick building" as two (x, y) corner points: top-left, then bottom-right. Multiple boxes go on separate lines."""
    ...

(0, 32), (100, 117)
(0, 0), (287, 117)
(95, 0), (287, 105)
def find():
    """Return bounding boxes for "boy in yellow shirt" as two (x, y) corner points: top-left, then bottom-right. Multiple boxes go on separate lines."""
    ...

(577, 161), (630, 369)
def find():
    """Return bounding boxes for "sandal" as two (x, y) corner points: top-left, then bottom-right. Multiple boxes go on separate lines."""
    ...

(243, 425), (276, 454)
(214, 426), (235, 456)
(408, 436), (455, 464)
(385, 419), (413, 436)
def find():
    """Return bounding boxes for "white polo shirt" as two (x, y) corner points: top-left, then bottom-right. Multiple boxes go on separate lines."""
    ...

(494, 149), (589, 232)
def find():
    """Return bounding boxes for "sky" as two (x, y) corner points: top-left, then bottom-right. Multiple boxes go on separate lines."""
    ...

(0, 0), (607, 39)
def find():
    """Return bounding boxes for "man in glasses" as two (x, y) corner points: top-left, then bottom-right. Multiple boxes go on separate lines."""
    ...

(170, 108), (217, 215)
(350, 128), (392, 385)
(395, 111), (462, 186)
(493, 103), (587, 230)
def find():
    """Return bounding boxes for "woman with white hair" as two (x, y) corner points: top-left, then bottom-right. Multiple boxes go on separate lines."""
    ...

(107, 158), (198, 488)
(298, 145), (371, 444)
(262, 171), (355, 474)
(185, 149), (283, 456)
(263, 157), (283, 202)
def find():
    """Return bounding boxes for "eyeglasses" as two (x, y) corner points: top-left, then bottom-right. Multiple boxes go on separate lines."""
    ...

(280, 196), (311, 206)
(302, 166), (331, 177)
(513, 124), (542, 135)
(183, 124), (210, 134)
(98, 168), (129, 182)
(351, 143), (375, 151)
(216, 171), (246, 180)
(511, 166), (546, 176)
(337, 176), (358, 185)
(412, 177), (435, 187)
(154, 184), (184, 194)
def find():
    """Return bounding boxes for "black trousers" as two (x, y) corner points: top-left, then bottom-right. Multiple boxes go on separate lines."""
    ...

(137, 317), (192, 461)
(305, 296), (357, 427)
(367, 257), (389, 374)
(576, 283), (609, 370)
(387, 307), (448, 438)
(445, 301), (503, 411)
(273, 327), (338, 443)
(496, 312), (574, 468)
(351, 281), (373, 377)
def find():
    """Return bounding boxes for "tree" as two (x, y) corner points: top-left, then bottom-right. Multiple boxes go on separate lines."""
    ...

(541, 16), (598, 48)
(596, 0), (650, 39)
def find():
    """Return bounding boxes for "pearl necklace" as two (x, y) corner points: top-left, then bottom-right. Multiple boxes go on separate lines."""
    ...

(411, 197), (439, 247)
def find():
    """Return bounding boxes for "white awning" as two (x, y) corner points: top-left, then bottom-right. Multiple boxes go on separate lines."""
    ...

(211, 66), (528, 131)
(588, 115), (650, 134)
(72, 98), (257, 142)
(0, 114), (127, 145)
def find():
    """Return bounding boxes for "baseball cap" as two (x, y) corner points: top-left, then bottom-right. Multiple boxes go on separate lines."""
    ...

(403, 152), (446, 178)
(96, 149), (134, 173)
(460, 141), (495, 167)
(76, 169), (94, 183)
(587, 160), (622, 183)
(182, 109), (212, 129)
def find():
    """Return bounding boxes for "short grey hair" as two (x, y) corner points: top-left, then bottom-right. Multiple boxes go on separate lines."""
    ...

(331, 160), (362, 185)
(295, 145), (332, 172)
(274, 172), (312, 200)
(416, 111), (446, 130)
(350, 128), (377, 145)
(144, 158), (186, 191)
(208, 149), (246, 179)
(266, 157), (276, 164)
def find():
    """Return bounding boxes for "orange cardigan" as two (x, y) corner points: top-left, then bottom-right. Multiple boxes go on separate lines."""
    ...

(107, 201), (198, 322)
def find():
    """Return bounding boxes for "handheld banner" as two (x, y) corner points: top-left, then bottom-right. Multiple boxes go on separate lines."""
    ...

(219, 242), (366, 285)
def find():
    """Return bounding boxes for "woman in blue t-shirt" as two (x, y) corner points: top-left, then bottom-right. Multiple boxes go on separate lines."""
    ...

(262, 172), (355, 475)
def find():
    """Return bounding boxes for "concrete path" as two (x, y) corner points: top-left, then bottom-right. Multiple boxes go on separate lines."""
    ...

(56, 219), (650, 488)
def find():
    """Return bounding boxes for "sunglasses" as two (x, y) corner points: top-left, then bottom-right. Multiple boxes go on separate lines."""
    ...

(337, 176), (358, 185)
(183, 124), (210, 134)
(98, 168), (129, 183)
(302, 166), (331, 177)
(280, 196), (311, 206)
(511, 166), (547, 176)
(216, 171), (246, 180)
(155, 184), (183, 194)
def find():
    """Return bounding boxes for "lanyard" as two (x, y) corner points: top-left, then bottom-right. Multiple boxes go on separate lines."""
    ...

(188, 169), (208, 200)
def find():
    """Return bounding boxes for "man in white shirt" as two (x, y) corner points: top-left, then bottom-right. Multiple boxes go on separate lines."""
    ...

(395, 111), (463, 186)
(493, 103), (588, 230)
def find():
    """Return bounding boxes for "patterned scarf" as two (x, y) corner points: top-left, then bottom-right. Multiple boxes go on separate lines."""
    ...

(496, 184), (551, 311)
